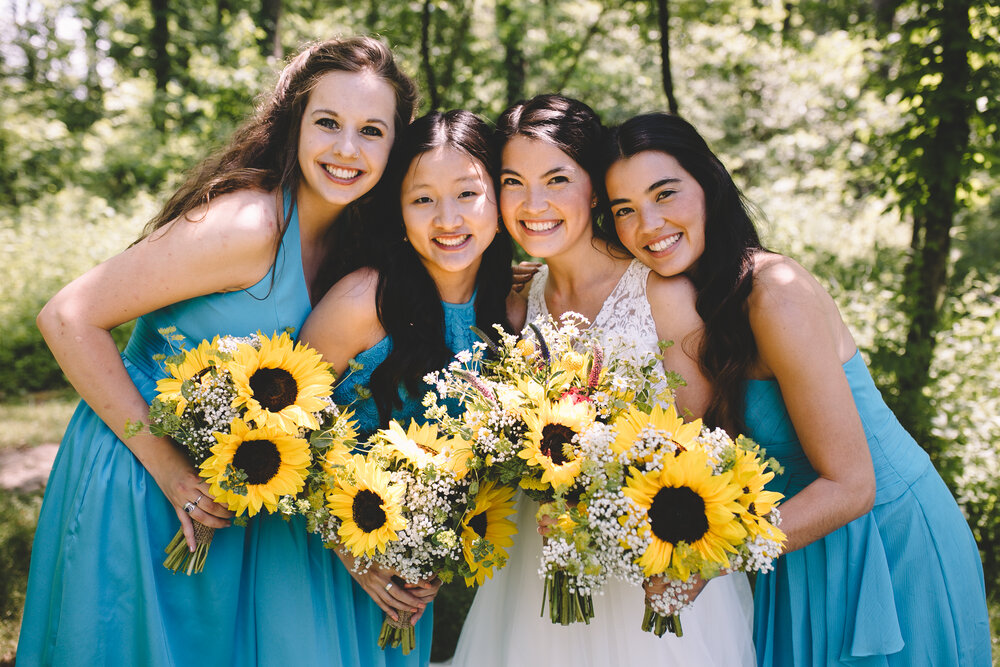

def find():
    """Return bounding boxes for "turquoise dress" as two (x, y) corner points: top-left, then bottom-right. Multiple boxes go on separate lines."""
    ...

(745, 351), (990, 666)
(17, 199), (399, 666)
(332, 294), (479, 667)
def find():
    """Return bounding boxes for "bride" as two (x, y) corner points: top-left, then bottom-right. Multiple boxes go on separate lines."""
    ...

(450, 94), (755, 667)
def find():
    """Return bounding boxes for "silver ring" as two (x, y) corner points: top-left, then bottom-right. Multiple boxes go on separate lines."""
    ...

(194, 494), (204, 505)
(183, 501), (196, 513)
(384, 582), (393, 592)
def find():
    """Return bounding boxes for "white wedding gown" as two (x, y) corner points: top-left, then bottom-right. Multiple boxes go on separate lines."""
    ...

(449, 261), (756, 667)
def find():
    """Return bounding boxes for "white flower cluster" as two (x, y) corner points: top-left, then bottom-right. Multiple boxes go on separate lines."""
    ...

(646, 578), (698, 616)
(376, 467), (468, 583)
(537, 537), (604, 596)
(174, 372), (239, 459)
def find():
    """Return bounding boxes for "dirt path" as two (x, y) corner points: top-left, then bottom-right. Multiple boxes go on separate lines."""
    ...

(0, 444), (58, 493)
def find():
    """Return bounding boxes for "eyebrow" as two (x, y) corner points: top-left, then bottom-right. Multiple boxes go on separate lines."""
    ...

(312, 109), (390, 128)
(609, 177), (681, 207)
(500, 166), (570, 178)
(406, 175), (484, 190)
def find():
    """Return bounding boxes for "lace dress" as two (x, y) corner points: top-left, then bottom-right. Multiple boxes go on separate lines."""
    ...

(450, 260), (756, 667)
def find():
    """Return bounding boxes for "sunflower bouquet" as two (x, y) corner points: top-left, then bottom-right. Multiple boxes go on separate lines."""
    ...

(606, 407), (787, 636)
(423, 313), (674, 625)
(310, 420), (517, 655)
(128, 328), (353, 574)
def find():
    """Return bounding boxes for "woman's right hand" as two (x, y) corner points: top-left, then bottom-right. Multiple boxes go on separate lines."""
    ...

(336, 551), (431, 624)
(142, 436), (233, 549)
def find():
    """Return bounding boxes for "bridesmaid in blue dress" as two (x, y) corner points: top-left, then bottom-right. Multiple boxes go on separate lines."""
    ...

(19, 37), (419, 666)
(601, 112), (990, 666)
(300, 109), (519, 666)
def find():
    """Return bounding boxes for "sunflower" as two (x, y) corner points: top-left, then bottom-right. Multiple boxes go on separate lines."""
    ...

(229, 331), (334, 432)
(460, 481), (518, 585)
(730, 448), (786, 541)
(611, 403), (702, 457)
(380, 420), (471, 477)
(624, 448), (746, 579)
(518, 397), (595, 489)
(327, 454), (407, 557)
(156, 337), (220, 415)
(201, 416), (311, 516)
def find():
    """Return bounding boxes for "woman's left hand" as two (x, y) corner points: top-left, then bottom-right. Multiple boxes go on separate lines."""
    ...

(643, 574), (709, 613)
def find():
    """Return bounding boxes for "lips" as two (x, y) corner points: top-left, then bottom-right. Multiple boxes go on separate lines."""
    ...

(322, 164), (363, 182)
(647, 232), (681, 253)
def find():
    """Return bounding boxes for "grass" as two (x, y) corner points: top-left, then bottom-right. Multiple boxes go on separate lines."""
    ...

(0, 490), (42, 666)
(0, 391), (78, 450)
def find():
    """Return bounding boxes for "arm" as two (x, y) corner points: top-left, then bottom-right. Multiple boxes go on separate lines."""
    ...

(748, 255), (876, 553)
(36, 189), (281, 548)
(645, 273), (712, 418)
(300, 271), (441, 619)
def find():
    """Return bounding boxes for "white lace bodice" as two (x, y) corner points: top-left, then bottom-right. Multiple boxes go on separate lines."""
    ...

(525, 259), (661, 367)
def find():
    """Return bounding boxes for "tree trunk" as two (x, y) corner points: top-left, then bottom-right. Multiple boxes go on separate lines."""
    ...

(497, 0), (525, 107)
(896, 1), (973, 457)
(259, 0), (283, 60)
(655, 0), (678, 114)
(873, 0), (901, 35)
(421, 0), (440, 109)
(150, 0), (170, 132)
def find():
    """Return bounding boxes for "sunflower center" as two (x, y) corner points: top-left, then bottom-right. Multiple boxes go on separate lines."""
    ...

(249, 367), (299, 412)
(469, 511), (488, 539)
(352, 489), (388, 533)
(232, 439), (282, 484)
(540, 424), (575, 465)
(648, 485), (709, 545)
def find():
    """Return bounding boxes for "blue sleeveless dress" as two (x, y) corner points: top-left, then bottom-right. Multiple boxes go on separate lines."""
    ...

(331, 294), (479, 667)
(17, 199), (387, 666)
(745, 351), (990, 666)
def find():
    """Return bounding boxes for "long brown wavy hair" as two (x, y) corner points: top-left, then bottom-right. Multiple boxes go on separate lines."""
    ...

(136, 36), (418, 298)
(603, 113), (766, 434)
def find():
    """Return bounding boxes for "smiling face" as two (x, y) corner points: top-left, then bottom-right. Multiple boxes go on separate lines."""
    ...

(400, 146), (498, 294)
(499, 135), (596, 261)
(605, 150), (706, 277)
(296, 70), (397, 217)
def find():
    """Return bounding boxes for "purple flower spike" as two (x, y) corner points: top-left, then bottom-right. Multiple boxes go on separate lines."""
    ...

(455, 369), (497, 405)
(588, 341), (604, 389)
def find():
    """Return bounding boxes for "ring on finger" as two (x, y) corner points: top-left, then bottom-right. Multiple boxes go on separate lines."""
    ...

(194, 493), (204, 506)
(183, 501), (196, 513)
(385, 581), (394, 592)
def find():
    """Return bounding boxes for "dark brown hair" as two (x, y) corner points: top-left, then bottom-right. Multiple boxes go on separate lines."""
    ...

(136, 36), (418, 297)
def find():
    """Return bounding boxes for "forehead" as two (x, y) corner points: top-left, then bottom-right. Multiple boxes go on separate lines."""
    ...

(606, 151), (689, 189)
(501, 135), (580, 173)
(405, 146), (490, 184)
(306, 70), (396, 119)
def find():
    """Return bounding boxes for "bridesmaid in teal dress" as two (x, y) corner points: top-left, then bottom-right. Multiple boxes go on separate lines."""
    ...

(18, 37), (419, 666)
(300, 109), (519, 666)
(602, 113), (990, 666)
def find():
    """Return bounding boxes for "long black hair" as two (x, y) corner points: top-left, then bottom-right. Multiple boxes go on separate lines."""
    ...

(603, 112), (766, 433)
(369, 110), (514, 422)
(494, 94), (623, 251)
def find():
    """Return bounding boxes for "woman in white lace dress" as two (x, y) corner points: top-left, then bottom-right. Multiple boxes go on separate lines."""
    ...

(450, 95), (755, 667)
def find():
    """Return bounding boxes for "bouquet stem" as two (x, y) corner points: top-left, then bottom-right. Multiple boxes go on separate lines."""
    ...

(541, 570), (594, 625)
(378, 610), (415, 655)
(641, 601), (682, 637)
(163, 522), (215, 575)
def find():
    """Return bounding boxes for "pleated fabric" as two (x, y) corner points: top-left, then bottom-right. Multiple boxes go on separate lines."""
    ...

(746, 351), (990, 666)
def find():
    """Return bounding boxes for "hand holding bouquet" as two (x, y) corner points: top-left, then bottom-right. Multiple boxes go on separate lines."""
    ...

(309, 420), (517, 654)
(128, 328), (352, 574)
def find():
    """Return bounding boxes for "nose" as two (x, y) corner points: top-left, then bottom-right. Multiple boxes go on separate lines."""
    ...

(435, 198), (462, 228)
(522, 185), (547, 215)
(637, 202), (662, 233)
(334, 132), (360, 159)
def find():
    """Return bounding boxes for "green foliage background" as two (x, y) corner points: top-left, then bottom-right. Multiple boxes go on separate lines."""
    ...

(1, 0), (997, 660)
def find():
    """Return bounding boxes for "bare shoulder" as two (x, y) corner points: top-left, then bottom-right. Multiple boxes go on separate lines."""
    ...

(301, 267), (384, 368)
(645, 270), (702, 333)
(749, 252), (824, 311)
(151, 188), (280, 252)
(318, 266), (380, 316)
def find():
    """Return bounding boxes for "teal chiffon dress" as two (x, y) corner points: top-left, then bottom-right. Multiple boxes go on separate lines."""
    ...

(331, 294), (479, 666)
(17, 199), (427, 666)
(746, 351), (990, 666)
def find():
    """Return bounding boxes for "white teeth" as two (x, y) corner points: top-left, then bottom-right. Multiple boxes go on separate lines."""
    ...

(523, 220), (560, 232)
(324, 165), (361, 180)
(648, 233), (681, 252)
(435, 235), (470, 247)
